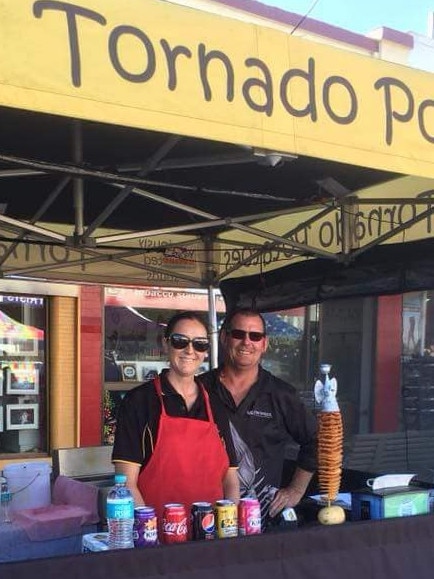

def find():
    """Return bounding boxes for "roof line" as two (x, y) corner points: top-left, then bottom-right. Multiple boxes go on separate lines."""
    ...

(211, 0), (413, 52)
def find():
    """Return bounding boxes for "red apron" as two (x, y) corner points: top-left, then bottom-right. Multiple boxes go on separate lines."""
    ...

(137, 376), (230, 532)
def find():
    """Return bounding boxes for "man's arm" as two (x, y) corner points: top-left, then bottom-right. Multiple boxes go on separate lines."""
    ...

(269, 467), (314, 517)
(222, 467), (240, 505)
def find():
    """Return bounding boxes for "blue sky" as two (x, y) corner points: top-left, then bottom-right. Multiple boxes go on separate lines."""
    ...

(262, 0), (434, 36)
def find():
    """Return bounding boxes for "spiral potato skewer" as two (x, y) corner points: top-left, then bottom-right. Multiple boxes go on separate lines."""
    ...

(314, 365), (345, 524)
(317, 411), (343, 503)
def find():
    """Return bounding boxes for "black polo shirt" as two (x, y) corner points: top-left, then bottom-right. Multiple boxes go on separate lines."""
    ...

(112, 369), (237, 469)
(201, 366), (318, 517)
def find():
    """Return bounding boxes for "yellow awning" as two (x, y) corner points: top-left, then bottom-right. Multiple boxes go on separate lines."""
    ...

(0, 0), (433, 177)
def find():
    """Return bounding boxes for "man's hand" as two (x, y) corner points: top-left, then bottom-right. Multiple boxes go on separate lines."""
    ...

(269, 485), (305, 518)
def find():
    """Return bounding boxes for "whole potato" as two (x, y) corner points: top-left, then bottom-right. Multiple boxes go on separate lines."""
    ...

(317, 505), (346, 525)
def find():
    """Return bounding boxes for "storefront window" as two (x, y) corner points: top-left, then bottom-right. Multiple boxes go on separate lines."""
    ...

(0, 293), (47, 455)
(262, 309), (311, 389)
(104, 305), (168, 383)
(402, 292), (426, 357)
(104, 293), (311, 386)
(104, 287), (223, 383)
(401, 291), (434, 431)
(329, 291), (434, 479)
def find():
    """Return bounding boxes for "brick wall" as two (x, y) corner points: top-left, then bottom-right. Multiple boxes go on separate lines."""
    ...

(373, 294), (403, 432)
(79, 286), (104, 445)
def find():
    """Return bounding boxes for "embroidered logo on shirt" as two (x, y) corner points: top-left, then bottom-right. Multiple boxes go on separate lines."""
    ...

(246, 410), (272, 419)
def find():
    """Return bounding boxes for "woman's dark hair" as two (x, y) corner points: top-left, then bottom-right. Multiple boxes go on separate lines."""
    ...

(163, 311), (208, 339)
(223, 307), (266, 335)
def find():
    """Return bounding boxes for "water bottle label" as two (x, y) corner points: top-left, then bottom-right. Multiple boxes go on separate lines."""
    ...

(1, 491), (11, 503)
(107, 498), (134, 519)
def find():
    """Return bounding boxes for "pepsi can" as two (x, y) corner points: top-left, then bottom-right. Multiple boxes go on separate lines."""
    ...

(191, 502), (215, 540)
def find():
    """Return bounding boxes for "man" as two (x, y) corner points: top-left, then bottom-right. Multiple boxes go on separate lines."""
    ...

(201, 307), (317, 524)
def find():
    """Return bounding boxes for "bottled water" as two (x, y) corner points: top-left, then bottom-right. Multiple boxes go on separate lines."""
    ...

(107, 474), (134, 549)
(0, 476), (12, 523)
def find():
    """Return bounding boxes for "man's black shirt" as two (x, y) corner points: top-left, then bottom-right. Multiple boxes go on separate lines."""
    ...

(200, 366), (317, 517)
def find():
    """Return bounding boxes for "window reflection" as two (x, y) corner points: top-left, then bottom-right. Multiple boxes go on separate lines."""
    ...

(0, 294), (46, 455)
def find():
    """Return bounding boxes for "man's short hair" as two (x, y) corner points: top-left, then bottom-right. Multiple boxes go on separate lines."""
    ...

(223, 307), (266, 335)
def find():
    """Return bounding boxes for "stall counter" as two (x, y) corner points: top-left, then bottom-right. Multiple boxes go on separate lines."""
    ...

(2, 513), (434, 579)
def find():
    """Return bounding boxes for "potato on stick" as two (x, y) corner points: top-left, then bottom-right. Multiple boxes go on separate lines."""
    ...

(314, 364), (345, 525)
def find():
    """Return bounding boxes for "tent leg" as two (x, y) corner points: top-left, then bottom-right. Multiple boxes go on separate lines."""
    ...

(207, 285), (219, 369)
(72, 120), (84, 237)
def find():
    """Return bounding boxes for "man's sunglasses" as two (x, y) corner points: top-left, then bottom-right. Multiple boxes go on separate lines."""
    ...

(168, 333), (210, 352)
(227, 328), (266, 342)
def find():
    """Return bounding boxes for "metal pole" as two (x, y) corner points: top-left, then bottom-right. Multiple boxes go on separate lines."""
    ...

(204, 235), (219, 369)
(72, 120), (84, 237)
(207, 285), (218, 369)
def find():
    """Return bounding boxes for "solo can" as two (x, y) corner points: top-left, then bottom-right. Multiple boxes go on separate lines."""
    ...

(162, 503), (188, 544)
(191, 502), (215, 540)
(214, 499), (238, 538)
(238, 498), (261, 536)
(133, 506), (158, 547)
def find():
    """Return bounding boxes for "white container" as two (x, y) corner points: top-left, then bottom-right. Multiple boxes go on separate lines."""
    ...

(3, 462), (52, 512)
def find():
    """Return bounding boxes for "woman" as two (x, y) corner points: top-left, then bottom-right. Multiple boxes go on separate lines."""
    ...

(112, 311), (239, 525)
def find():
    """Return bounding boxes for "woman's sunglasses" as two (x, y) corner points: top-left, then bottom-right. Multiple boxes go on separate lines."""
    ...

(168, 333), (210, 352)
(227, 328), (265, 342)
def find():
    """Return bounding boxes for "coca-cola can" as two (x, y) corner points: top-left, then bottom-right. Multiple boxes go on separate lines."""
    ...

(191, 502), (215, 540)
(238, 498), (261, 536)
(162, 503), (188, 544)
(133, 506), (158, 547)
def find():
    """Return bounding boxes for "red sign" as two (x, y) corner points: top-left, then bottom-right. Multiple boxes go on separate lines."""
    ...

(105, 286), (225, 312)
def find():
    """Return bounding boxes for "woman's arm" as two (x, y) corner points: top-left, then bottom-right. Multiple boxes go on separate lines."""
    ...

(115, 461), (145, 507)
(222, 467), (240, 504)
(111, 384), (155, 507)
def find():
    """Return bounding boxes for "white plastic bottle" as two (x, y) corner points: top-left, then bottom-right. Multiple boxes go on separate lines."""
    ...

(106, 474), (134, 549)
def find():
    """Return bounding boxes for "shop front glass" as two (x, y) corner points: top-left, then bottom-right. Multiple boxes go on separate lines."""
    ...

(317, 291), (434, 480)
(0, 293), (47, 455)
(401, 290), (434, 431)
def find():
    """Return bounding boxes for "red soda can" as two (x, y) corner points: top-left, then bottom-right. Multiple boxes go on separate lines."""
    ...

(133, 506), (158, 547)
(238, 498), (261, 536)
(162, 503), (188, 544)
(191, 502), (215, 540)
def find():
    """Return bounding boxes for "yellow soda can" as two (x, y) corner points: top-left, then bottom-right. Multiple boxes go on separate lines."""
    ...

(214, 499), (238, 538)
